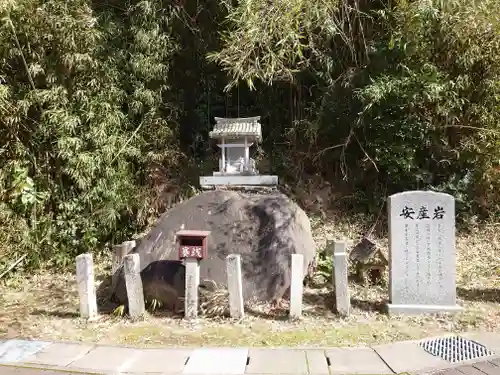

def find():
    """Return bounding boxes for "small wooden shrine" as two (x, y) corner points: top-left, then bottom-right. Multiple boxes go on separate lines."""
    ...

(199, 117), (278, 189)
(349, 237), (388, 285)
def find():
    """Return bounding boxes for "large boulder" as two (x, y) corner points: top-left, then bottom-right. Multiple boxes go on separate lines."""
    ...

(114, 190), (316, 306)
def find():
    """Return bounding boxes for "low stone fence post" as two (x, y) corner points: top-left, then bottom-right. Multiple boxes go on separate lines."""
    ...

(76, 253), (98, 319)
(124, 253), (145, 319)
(184, 258), (200, 319)
(111, 240), (136, 293)
(290, 253), (304, 319)
(226, 254), (244, 319)
(333, 240), (350, 317)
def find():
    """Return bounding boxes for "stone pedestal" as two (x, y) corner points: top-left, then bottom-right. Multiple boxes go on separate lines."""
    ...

(199, 175), (278, 189)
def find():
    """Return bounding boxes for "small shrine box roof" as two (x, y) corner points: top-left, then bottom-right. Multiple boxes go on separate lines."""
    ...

(349, 237), (388, 266)
(209, 117), (262, 142)
(175, 230), (211, 238)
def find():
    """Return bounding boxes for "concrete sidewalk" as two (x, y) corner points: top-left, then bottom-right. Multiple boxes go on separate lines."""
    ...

(0, 332), (499, 375)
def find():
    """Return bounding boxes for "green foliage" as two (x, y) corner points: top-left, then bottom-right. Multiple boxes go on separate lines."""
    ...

(1, 0), (499, 276)
(210, 0), (500, 221)
(113, 304), (126, 317)
(357, 0), (500, 216)
(0, 0), (183, 272)
(147, 298), (163, 313)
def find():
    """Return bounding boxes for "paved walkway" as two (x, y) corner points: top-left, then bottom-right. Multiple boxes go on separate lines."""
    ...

(0, 365), (89, 374)
(0, 332), (499, 375)
(424, 357), (500, 375)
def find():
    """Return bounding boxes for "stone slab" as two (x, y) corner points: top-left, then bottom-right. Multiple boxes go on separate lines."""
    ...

(0, 364), (103, 375)
(68, 345), (140, 372)
(127, 348), (191, 373)
(199, 175), (278, 187)
(183, 348), (248, 374)
(22, 342), (95, 367)
(460, 332), (500, 353)
(305, 350), (329, 374)
(472, 361), (500, 375)
(0, 340), (52, 364)
(18, 362), (115, 375)
(437, 369), (467, 375)
(246, 349), (308, 374)
(325, 347), (393, 374)
(459, 364), (492, 375)
(374, 341), (449, 373)
(491, 358), (500, 367)
(387, 191), (458, 315)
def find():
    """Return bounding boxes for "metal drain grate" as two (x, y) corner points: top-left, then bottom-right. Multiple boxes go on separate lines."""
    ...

(419, 336), (495, 363)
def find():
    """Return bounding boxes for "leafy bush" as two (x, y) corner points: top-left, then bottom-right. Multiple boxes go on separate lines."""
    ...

(0, 0), (183, 271)
(1, 0), (499, 275)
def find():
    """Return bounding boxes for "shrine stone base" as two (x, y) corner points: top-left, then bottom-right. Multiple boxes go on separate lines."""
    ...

(199, 175), (278, 189)
(386, 303), (462, 316)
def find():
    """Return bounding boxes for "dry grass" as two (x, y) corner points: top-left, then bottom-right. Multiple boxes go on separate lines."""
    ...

(0, 213), (499, 348)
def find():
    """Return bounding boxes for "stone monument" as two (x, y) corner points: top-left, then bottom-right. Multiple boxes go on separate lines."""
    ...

(199, 116), (278, 188)
(386, 190), (462, 315)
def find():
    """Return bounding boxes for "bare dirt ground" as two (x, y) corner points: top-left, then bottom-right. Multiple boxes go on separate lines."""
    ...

(0, 214), (499, 347)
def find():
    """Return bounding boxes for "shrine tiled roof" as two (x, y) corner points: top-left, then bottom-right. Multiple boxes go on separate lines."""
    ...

(210, 117), (262, 141)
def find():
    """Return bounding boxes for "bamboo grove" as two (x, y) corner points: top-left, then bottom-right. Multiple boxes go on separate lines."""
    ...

(1, 0), (499, 271)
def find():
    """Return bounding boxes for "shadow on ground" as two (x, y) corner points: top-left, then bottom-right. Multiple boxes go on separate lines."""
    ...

(30, 310), (80, 319)
(350, 298), (386, 312)
(96, 274), (121, 314)
(94, 276), (391, 319)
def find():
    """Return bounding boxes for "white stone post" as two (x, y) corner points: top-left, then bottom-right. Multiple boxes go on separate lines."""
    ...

(333, 240), (350, 317)
(244, 136), (249, 170)
(289, 254), (304, 319)
(111, 240), (136, 293)
(226, 254), (244, 319)
(184, 258), (200, 319)
(221, 138), (226, 173)
(326, 239), (354, 255)
(124, 254), (145, 319)
(76, 253), (98, 320)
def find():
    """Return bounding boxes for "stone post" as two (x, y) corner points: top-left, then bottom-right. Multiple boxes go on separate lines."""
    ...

(289, 254), (304, 319)
(326, 239), (354, 254)
(184, 258), (200, 319)
(76, 253), (98, 319)
(226, 254), (244, 319)
(333, 240), (350, 317)
(111, 240), (136, 293)
(124, 253), (145, 319)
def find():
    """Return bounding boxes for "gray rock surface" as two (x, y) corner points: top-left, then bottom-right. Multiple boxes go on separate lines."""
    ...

(114, 190), (316, 306)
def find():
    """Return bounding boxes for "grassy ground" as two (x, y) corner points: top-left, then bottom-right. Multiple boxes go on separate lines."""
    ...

(0, 214), (499, 348)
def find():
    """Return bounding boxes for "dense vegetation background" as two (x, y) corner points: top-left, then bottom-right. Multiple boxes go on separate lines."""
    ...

(1, 0), (499, 272)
